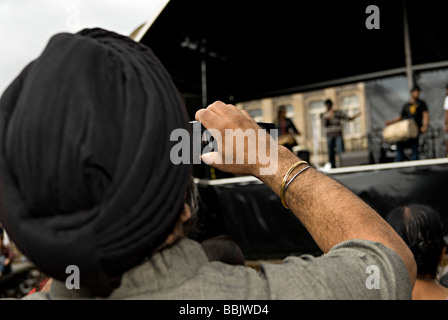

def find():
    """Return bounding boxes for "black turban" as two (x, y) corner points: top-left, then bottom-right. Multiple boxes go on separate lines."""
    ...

(0, 28), (191, 295)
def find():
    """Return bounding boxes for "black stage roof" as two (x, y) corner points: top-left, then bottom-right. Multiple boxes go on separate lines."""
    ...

(142, 0), (448, 115)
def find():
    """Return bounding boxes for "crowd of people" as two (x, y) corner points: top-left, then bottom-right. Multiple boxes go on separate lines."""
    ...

(0, 28), (446, 301)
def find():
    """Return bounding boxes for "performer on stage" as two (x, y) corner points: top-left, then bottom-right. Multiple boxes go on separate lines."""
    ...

(321, 99), (360, 168)
(276, 105), (301, 152)
(385, 85), (429, 162)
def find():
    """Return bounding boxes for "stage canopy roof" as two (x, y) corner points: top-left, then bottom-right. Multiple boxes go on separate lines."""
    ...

(141, 0), (448, 113)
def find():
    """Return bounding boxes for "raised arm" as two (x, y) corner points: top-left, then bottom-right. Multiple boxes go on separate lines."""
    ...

(445, 110), (448, 133)
(349, 112), (362, 121)
(421, 111), (429, 133)
(196, 101), (416, 287)
(385, 115), (403, 126)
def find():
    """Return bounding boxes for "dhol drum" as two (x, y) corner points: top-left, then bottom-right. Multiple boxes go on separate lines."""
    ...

(383, 119), (419, 143)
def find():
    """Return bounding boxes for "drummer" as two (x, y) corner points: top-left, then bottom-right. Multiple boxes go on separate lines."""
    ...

(384, 85), (429, 162)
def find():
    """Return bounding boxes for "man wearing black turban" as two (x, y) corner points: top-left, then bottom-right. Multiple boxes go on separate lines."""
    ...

(0, 28), (415, 300)
(0, 28), (192, 296)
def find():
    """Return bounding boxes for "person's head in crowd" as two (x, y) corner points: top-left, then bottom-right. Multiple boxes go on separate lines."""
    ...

(200, 235), (245, 266)
(387, 204), (445, 278)
(0, 28), (194, 296)
(410, 85), (421, 100)
(386, 204), (448, 299)
(325, 99), (333, 111)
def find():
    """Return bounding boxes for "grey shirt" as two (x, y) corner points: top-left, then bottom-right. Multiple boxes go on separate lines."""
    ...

(24, 238), (411, 300)
(321, 110), (350, 138)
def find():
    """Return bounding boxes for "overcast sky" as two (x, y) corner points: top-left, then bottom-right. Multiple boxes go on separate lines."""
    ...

(0, 0), (169, 95)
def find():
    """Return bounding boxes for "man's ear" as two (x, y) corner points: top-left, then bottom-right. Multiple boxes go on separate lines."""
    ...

(181, 203), (191, 223)
(154, 203), (193, 251)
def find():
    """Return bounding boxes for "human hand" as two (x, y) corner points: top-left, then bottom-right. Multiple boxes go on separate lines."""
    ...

(420, 126), (428, 134)
(195, 101), (278, 177)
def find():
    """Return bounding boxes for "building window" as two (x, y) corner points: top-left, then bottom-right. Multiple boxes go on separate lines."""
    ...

(248, 108), (263, 122)
(284, 104), (295, 118)
(308, 100), (326, 140)
(341, 95), (361, 137)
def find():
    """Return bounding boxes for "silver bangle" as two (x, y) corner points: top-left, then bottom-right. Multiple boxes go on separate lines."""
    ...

(284, 166), (311, 192)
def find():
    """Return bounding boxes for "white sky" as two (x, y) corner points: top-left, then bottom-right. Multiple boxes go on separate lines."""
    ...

(0, 0), (169, 95)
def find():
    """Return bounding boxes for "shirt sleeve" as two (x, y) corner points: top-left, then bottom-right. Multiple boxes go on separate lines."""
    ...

(287, 119), (299, 134)
(260, 239), (412, 300)
(341, 111), (350, 121)
(321, 113), (328, 127)
(444, 96), (448, 111)
(419, 100), (428, 112)
(401, 105), (408, 118)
